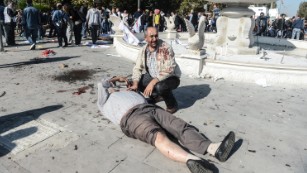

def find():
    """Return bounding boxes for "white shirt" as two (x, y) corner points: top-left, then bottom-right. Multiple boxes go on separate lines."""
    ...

(97, 79), (146, 125)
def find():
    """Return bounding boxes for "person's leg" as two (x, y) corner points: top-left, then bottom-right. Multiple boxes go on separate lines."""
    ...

(74, 23), (82, 45)
(296, 28), (300, 40)
(152, 106), (211, 154)
(137, 73), (154, 92)
(56, 27), (62, 46)
(119, 104), (213, 172)
(155, 76), (180, 111)
(32, 28), (38, 45)
(291, 29), (296, 39)
(62, 27), (68, 46)
(155, 131), (201, 163)
(152, 106), (235, 162)
(90, 26), (97, 44)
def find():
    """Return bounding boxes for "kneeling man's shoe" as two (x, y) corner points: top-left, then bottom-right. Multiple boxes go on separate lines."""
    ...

(166, 105), (178, 114)
(215, 131), (235, 162)
(186, 159), (213, 173)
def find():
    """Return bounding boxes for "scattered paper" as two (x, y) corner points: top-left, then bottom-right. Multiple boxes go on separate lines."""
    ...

(255, 78), (270, 87)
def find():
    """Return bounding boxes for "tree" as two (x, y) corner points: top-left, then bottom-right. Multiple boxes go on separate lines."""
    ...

(297, 2), (307, 20)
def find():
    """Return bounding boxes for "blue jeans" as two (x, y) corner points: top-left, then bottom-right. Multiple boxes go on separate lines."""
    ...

(25, 27), (38, 44)
(291, 28), (301, 40)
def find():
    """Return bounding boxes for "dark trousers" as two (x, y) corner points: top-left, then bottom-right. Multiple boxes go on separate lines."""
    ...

(90, 25), (99, 44)
(120, 103), (211, 153)
(25, 27), (38, 44)
(74, 23), (82, 45)
(56, 26), (67, 46)
(138, 73), (180, 108)
(4, 23), (15, 45)
(49, 23), (56, 37)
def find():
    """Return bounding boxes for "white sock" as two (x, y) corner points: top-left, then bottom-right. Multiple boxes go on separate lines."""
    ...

(186, 154), (201, 161)
(207, 142), (222, 156)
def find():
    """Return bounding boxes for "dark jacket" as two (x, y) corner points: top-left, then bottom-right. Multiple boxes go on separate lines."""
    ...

(22, 4), (40, 29)
(0, 5), (4, 21)
(292, 18), (304, 30)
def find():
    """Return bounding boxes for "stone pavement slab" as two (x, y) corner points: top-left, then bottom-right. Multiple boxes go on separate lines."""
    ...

(0, 41), (307, 173)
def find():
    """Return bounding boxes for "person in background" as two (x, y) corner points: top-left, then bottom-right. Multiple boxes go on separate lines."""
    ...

(16, 9), (23, 36)
(3, 1), (17, 46)
(72, 6), (83, 46)
(275, 14), (286, 38)
(79, 3), (88, 38)
(291, 15), (304, 40)
(255, 12), (268, 36)
(86, 3), (101, 45)
(52, 3), (69, 47)
(22, 0), (40, 50)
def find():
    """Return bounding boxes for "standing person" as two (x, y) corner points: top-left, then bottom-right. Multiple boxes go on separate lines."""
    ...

(275, 14), (286, 38)
(291, 15), (304, 40)
(98, 76), (236, 173)
(79, 3), (87, 38)
(189, 10), (198, 31)
(72, 6), (83, 46)
(153, 9), (161, 31)
(64, 4), (73, 45)
(86, 3), (101, 45)
(22, 0), (40, 50)
(146, 11), (153, 28)
(16, 10), (23, 36)
(48, 7), (57, 38)
(133, 8), (142, 21)
(139, 10), (146, 32)
(255, 12), (268, 36)
(3, 1), (17, 46)
(52, 3), (68, 47)
(128, 27), (180, 114)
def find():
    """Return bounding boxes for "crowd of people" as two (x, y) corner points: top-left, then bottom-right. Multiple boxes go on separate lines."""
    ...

(0, 1), (226, 50)
(255, 12), (307, 40)
(1, 1), (306, 51)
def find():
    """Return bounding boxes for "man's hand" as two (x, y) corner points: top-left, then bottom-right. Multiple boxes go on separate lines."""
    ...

(143, 78), (159, 97)
(128, 80), (138, 91)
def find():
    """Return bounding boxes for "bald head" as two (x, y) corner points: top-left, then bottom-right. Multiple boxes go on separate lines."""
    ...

(145, 27), (158, 50)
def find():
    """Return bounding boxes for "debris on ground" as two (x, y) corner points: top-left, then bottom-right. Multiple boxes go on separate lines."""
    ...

(42, 49), (56, 58)
(58, 64), (69, 69)
(56, 85), (91, 95)
(73, 86), (91, 95)
(0, 91), (6, 97)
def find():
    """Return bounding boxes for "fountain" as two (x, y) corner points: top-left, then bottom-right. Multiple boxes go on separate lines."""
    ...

(207, 0), (276, 55)
(110, 2), (307, 86)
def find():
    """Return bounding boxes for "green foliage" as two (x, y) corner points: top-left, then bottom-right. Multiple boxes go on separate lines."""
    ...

(17, 0), (27, 10)
(178, 0), (209, 15)
(33, 3), (50, 12)
(297, 2), (307, 20)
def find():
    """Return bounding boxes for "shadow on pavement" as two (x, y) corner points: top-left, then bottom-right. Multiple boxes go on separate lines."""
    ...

(175, 84), (211, 109)
(227, 139), (243, 160)
(0, 105), (63, 157)
(0, 56), (79, 69)
(0, 127), (38, 157)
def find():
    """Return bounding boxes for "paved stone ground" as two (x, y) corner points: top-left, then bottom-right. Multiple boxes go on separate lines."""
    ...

(0, 39), (307, 173)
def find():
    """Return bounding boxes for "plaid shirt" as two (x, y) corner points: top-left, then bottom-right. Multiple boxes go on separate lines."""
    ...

(132, 39), (180, 82)
(146, 48), (159, 78)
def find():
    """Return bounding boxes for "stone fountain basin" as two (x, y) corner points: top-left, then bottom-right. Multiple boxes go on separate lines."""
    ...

(207, 0), (276, 4)
(113, 32), (307, 86)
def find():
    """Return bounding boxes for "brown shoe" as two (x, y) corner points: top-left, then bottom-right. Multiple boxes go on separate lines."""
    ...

(154, 96), (164, 103)
(166, 105), (178, 114)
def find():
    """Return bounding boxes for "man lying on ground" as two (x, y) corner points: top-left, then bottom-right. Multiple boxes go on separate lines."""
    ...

(97, 76), (236, 173)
